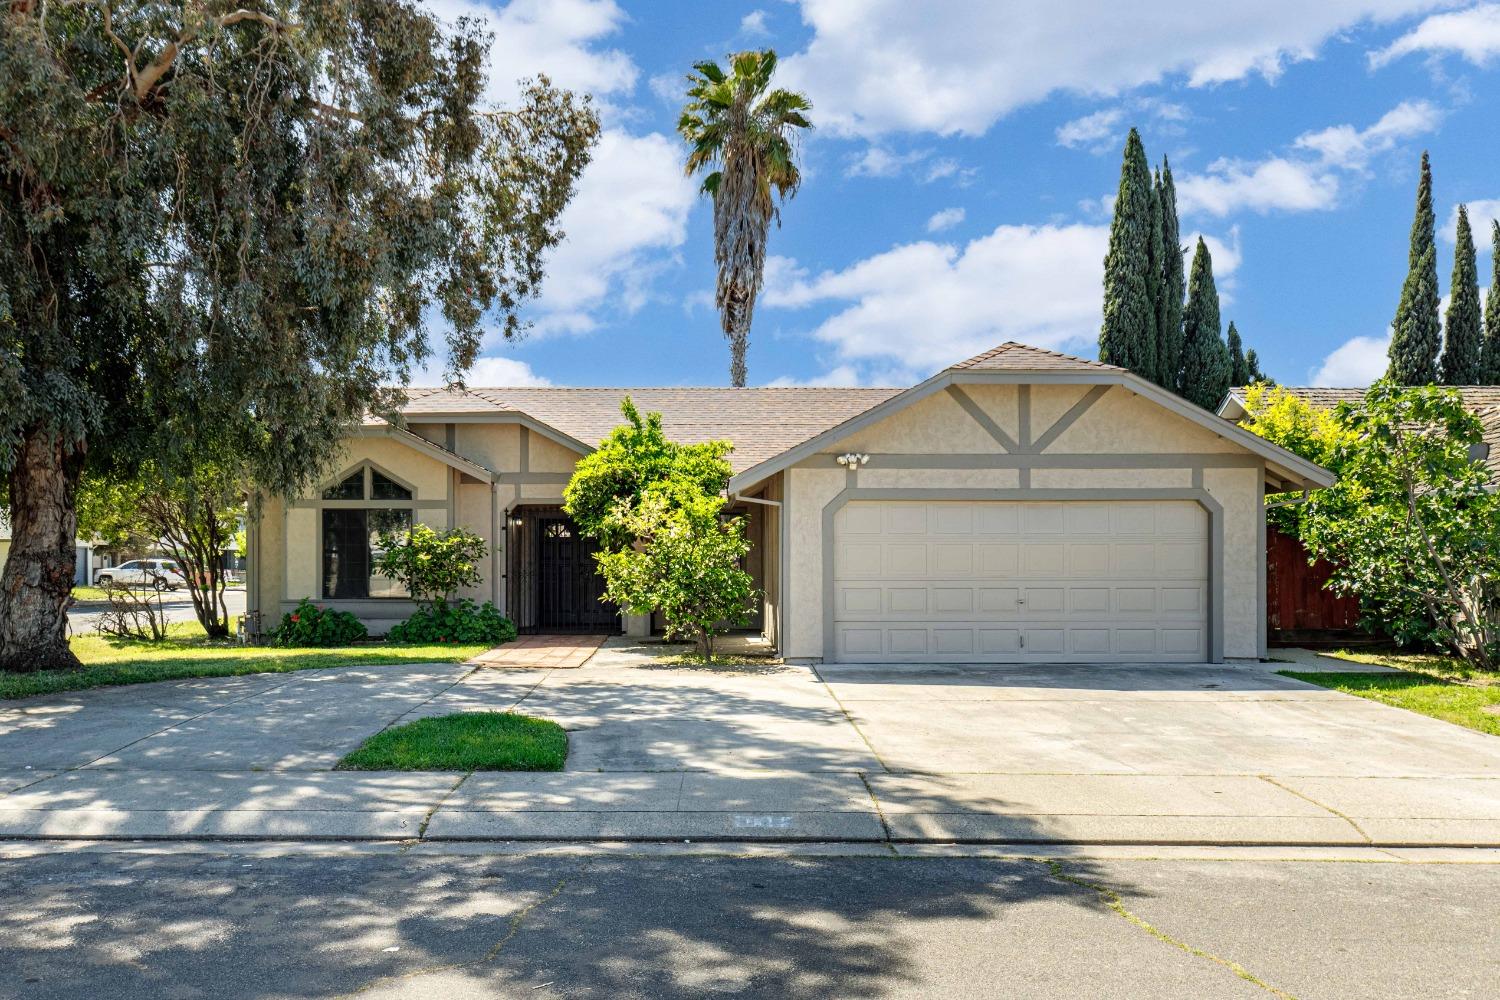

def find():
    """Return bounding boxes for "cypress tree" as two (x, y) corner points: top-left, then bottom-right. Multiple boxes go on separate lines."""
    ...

(1141, 176), (1164, 383)
(1179, 238), (1230, 409)
(1099, 129), (1158, 377)
(1155, 158), (1186, 390)
(1245, 348), (1268, 383)
(1440, 205), (1483, 384)
(1481, 220), (1500, 385)
(1387, 152), (1441, 384)
(1226, 321), (1250, 385)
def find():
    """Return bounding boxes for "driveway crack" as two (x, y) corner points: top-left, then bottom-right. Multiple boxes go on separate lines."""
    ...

(1042, 859), (1301, 999)
(1257, 775), (1373, 844)
(857, 771), (898, 854)
(812, 666), (890, 773)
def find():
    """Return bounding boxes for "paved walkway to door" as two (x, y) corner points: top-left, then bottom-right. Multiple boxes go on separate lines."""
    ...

(466, 634), (607, 669)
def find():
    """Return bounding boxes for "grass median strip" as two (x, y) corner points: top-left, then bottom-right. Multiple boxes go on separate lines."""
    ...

(336, 711), (568, 772)
(1280, 662), (1500, 738)
(1, 622), (489, 700)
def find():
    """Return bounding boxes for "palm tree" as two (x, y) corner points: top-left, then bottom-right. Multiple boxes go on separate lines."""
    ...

(679, 50), (811, 386)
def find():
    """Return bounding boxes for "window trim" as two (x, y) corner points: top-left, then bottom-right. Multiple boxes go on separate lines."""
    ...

(320, 506), (415, 602)
(317, 461), (419, 504)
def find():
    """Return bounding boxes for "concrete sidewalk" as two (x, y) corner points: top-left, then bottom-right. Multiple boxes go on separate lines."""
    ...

(3, 640), (1499, 846)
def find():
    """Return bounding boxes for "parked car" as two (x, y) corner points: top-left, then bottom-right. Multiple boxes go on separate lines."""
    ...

(95, 559), (187, 592)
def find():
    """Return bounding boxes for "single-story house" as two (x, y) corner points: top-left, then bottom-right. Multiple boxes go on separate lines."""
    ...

(247, 342), (1333, 663)
(1217, 386), (1500, 482)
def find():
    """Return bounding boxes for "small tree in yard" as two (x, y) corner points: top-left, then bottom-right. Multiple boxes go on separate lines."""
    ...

(374, 526), (488, 610)
(77, 460), (246, 640)
(1255, 383), (1500, 667)
(373, 525), (513, 645)
(566, 399), (757, 656)
(596, 491), (756, 656)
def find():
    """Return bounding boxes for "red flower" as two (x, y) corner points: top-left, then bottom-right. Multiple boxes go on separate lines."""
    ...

(290, 614), (300, 623)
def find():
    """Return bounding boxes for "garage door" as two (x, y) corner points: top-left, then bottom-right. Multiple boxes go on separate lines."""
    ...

(832, 500), (1208, 663)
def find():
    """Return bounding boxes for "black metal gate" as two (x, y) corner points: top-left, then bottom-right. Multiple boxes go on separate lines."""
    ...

(529, 513), (618, 633)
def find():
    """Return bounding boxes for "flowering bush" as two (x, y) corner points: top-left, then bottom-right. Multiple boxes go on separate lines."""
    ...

(271, 598), (368, 647)
(387, 599), (517, 645)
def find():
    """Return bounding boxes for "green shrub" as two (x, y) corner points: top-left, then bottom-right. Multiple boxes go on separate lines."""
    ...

(271, 598), (368, 647)
(387, 599), (517, 645)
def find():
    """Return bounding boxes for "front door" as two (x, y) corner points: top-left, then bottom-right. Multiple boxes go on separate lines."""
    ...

(536, 516), (618, 632)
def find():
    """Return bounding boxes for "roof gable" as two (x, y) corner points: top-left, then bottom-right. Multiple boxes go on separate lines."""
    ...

(726, 344), (1335, 492)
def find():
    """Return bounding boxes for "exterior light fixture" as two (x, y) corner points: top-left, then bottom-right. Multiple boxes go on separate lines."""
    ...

(835, 453), (870, 468)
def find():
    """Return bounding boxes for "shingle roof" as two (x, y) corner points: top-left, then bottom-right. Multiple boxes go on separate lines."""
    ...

(948, 341), (1125, 373)
(398, 386), (903, 473)
(392, 343), (1129, 475)
(1231, 386), (1500, 481)
(1478, 405), (1500, 480)
(1239, 386), (1500, 411)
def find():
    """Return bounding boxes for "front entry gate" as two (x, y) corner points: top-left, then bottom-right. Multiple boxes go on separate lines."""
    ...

(508, 506), (619, 634)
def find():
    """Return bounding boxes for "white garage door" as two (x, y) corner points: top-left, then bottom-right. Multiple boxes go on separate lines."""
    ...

(832, 500), (1208, 663)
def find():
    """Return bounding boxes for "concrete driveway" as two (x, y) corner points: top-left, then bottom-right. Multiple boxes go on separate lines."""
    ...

(2, 640), (1499, 845)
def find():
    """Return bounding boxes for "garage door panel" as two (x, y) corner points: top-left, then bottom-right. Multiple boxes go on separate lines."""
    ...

(978, 544), (1019, 574)
(838, 543), (883, 577)
(832, 500), (1208, 663)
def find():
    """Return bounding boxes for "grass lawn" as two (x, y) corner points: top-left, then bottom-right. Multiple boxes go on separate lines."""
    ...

(1281, 651), (1500, 737)
(336, 711), (567, 771)
(0, 622), (490, 701)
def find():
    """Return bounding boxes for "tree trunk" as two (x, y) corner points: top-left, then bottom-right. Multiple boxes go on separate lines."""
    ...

(726, 321), (748, 389)
(0, 428), (85, 673)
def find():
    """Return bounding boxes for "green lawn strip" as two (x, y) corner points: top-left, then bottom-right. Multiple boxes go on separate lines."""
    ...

(1279, 669), (1500, 737)
(0, 622), (488, 700)
(336, 712), (567, 771)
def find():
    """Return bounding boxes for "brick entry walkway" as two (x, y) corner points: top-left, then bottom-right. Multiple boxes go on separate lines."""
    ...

(466, 634), (608, 670)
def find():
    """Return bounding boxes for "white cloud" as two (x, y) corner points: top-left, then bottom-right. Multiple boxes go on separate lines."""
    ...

(1177, 158), (1341, 217)
(1292, 99), (1444, 170)
(740, 9), (771, 36)
(1444, 199), (1500, 246)
(1056, 109), (1126, 149)
(926, 207), (967, 232)
(411, 355), (553, 387)
(765, 365), (865, 387)
(425, 0), (638, 106)
(531, 129), (698, 328)
(1311, 333), (1392, 385)
(1055, 99), (1191, 153)
(780, 0), (1452, 138)
(1176, 100), (1441, 217)
(1370, 4), (1500, 67)
(846, 146), (929, 178)
(764, 222), (1238, 374)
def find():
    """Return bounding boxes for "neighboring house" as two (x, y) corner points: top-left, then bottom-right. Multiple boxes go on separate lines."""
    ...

(1217, 387), (1500, 482)
(1217, 386), (1500, 645)
(248, 342), (1332, 663)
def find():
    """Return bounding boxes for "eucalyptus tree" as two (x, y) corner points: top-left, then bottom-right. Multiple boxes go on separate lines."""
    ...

(0, 1), (598, 671)
(679, 50), (812, 387)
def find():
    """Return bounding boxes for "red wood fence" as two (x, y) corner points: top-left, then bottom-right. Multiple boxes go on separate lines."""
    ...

(1266, 526), (1364, 643)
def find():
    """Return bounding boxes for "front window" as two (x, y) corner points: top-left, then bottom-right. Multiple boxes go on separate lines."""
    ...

(323, 509), (411, 599)
(319, 465), (415, 600)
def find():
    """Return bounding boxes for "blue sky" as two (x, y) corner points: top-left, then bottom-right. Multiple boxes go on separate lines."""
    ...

(418, 0), (1500, 390)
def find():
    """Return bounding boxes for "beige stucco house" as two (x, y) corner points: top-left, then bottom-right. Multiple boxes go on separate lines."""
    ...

(248, 342), (1333, 663)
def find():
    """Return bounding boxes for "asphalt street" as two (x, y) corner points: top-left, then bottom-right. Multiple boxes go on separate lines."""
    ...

(1, 845), (1496, 999)
(66, 587), (247, 635)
